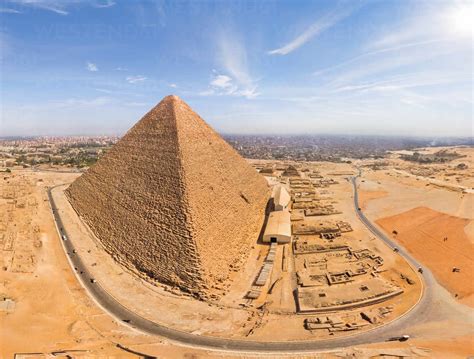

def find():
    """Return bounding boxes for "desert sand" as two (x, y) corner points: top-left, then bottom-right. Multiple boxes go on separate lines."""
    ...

(358, 189), (388, 210)
(357, 147), (474, 310)
(1, 147), (473, 357)
(377, 206), (474, 307)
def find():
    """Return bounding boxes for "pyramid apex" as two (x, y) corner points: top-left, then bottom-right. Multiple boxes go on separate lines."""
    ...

(162, 94), (183, 104)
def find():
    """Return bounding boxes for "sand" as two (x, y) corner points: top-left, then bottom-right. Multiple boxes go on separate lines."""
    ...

(358, 189), (388, 210)
(1, 154), (472, 357)
(376, 206), (474, 307)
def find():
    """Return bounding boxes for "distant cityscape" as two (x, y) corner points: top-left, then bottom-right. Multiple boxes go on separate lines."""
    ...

(225, 135), (473, 162)
(0, 134), (472, 169)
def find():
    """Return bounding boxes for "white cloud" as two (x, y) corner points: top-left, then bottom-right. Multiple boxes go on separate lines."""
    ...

(217, 31), (253, 86)
(94, 88), (113, 94)
(210, 30), (260, 99)
(6, 0), (116, 15)
(210, 75), (233, 89)
(0, 8), (21, 13)
(169, 83), (177, 88)
(93, 0), (115, 8)
(200, 72), (259, 99)
(7, 0), (70, 15)
(268, 3), (359, 55)
(236, 86), (260, 99)
(312, 39), (445, 77)
(368, 2), (473, 51)
(332, 72), (469, 95)
(86, 62), (98, 72)
(126, 75), (147, 84)
(310, 1), (472, 102)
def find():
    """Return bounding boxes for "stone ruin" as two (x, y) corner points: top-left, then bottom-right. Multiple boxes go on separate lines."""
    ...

(66, 95), (270, 300)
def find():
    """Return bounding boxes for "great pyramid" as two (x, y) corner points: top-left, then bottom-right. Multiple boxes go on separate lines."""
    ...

(66, 95), (270, 300)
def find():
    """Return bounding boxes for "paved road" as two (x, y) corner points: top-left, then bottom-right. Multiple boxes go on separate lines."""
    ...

(351, 175), (423, 271)
(47, 177), (434, 352)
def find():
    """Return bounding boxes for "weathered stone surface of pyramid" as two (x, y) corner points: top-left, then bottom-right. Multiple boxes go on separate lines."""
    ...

(66, 95), (270, 299)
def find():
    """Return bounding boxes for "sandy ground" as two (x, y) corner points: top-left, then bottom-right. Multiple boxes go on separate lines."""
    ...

(358, 189), (388, 210)
(351, 149), (474, 357)
(357, 157), (474, 309)
(50, 161), (421, 341)
(377, 206), (474, 307)
(0, 169), (228, 358)
(389, 146), (474, 190)
(1, 160), (472, 357)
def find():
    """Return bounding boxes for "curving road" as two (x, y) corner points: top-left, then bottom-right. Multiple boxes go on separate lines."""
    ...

(351, 173), (425, 272)
(47, 173), (435, 352)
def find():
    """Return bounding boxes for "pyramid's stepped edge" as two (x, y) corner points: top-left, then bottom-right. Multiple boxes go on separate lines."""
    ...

(65, 95), (270, 299)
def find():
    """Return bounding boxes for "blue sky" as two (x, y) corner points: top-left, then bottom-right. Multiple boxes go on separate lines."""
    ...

(0, 0), (472, 137)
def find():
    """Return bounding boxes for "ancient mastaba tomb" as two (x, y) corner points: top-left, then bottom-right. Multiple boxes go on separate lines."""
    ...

(66, 95), (270, 300)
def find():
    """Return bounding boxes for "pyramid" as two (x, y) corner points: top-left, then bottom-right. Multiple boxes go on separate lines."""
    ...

(282, 165), (300, 178)
(66, 95), (270, 299)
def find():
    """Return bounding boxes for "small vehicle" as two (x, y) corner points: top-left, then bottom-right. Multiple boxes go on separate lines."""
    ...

(61, 234), (67, 241)
(72, 249), (76, 254)
(418, 267), (423, 274)
(388, 334), (410, 342)
(90, 278), (97, 283)
(393, 247), (399, 252)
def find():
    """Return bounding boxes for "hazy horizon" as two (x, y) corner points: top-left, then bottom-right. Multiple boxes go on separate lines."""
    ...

(2, 132), (473, 142)
(1, 0), (472, 137)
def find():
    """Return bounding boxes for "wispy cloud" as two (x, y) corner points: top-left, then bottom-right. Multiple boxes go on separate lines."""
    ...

(95, 88), (113, 94)
(332, 72), (469, 95)
(368, 2), (472, 51)
(268, 2), (360, 55)
(126, 75), (147, 84)
(210, 74), (233, 89)
(311, 1), (471, 100)
(6, 0), (116, 15)
(0, 8), (21, 13)
(86, 62), (98, 72)
(200, 72), (259, 99)
(93, 0), (115, 8)
(313, 39), (446, 77)
(217, 30), (252, 85)
(7, 0), (70, 15)
(169, 83), (177, 88)
(205, 30), (259, 99)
